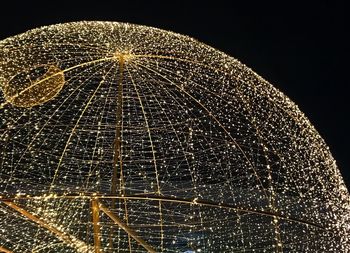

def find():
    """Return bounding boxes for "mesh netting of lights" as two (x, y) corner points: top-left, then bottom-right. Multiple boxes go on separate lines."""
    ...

(0, 21), (349, 253)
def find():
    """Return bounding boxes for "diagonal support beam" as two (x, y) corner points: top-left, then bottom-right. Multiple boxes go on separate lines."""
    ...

(91, 199), (102, 253)
(2, 201), (92, 253)
(0, 246), (13, 253)
(99, 202), (156, 253)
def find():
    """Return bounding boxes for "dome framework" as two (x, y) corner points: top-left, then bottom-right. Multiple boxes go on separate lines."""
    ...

(0, 22), (349, 252)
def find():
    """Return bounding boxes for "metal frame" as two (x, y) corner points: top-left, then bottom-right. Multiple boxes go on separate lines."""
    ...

(1, 197), (158, 253)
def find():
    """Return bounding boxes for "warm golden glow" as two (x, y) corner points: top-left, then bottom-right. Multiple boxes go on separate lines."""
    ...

(0, 21), (349, 252)
(3, 65), (65, 107)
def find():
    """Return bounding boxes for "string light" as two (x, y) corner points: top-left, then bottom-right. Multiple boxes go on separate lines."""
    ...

(0, 21), (349, 252)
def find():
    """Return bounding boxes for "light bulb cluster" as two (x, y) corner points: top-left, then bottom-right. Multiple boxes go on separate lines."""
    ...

(0, 21), (349, 252)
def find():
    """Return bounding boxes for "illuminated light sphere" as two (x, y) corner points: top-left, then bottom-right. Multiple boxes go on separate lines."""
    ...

(0, 21), (349, 252)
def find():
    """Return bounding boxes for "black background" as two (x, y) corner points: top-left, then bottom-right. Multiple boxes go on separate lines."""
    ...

(0, 1), (348, 188)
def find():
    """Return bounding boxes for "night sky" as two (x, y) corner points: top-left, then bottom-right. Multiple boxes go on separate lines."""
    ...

(0, 1), (348, 188)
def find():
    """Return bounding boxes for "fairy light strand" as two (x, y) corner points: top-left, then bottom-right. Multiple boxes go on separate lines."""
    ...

(0, 21), (349, 252)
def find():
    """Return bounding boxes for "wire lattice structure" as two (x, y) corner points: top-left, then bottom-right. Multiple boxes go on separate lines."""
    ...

(0, 21), (349, 252)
